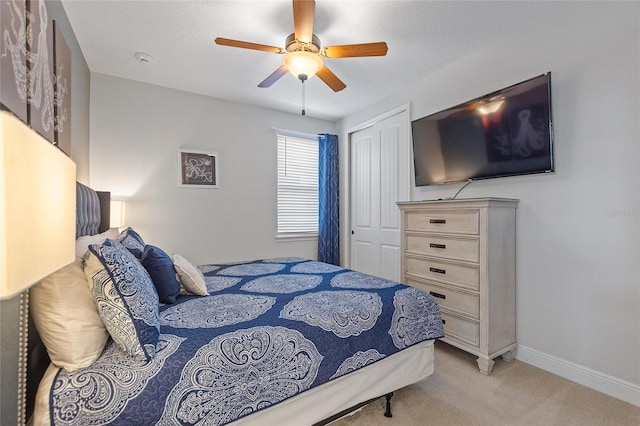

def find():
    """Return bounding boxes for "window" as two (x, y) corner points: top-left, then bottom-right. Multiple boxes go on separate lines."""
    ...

(277, 133), (318, 236)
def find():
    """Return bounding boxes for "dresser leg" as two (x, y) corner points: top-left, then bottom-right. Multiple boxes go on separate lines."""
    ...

(501, 348), (516, 363)
(477, 356), (495, 374)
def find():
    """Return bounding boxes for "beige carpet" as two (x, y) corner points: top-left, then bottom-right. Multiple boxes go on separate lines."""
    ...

(330, 341), (639, 426)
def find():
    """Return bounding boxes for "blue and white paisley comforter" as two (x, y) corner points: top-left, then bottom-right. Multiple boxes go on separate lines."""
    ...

(48, 258), (443, 425)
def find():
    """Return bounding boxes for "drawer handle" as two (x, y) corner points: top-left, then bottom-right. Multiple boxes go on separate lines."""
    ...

(429, 267), (446, 275)
(429, 219), (446, 224)
(430, 291), (446, 300)
(429, 243), (446, 249)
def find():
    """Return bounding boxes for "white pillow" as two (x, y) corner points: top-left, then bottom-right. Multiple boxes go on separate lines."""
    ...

(172, 254), (208, 296)
(30, 258), (109, 371)
(75, 228), (120, 259)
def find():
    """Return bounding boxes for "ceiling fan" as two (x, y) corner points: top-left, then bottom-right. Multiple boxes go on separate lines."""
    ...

(214, 0), (388, 93)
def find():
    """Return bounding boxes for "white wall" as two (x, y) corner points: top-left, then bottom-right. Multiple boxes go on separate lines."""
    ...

(89, 74), (335, 264)
(339, 2), (639, 404)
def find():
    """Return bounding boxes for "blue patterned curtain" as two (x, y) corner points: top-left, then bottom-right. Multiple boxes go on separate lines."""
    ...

(318, 133), (340, 265)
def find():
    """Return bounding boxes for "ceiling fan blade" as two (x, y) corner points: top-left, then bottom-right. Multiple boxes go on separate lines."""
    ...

(322, 42), (388, 58)
(258, 66), (289, 88)
(215, 37), (284, 54)
(293, 0), (315, 43)
(316, 65), (346, 92)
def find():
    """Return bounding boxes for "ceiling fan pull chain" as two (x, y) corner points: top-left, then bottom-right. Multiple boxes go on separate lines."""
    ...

(301, 77), (306, 116)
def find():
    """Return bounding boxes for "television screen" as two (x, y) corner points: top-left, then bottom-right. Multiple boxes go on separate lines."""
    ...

(411, 73), (554, 186)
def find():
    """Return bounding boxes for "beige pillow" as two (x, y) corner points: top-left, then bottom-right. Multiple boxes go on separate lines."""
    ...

(30, 258), (109, 371)
(172, 254), (208, 296)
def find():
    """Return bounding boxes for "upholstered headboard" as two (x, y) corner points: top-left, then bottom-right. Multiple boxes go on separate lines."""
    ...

(26, 182), (110, 422)
(75, 182), (111, 238)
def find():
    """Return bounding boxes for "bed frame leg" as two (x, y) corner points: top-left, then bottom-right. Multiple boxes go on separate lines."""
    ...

(384, 392), (393, 418)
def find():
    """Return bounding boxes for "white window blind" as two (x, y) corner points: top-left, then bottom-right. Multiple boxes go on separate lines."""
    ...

(277, 134), (318, 235)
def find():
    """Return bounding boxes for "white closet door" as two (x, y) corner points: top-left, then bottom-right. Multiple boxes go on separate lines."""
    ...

(350, 111), (410, 281)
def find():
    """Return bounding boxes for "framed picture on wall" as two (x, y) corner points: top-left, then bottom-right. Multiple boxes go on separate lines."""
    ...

(0, 0), (27, 122)
(28, 0), (55, 143)
(178, 149), (219, 188)
(54, 19), (72, 155)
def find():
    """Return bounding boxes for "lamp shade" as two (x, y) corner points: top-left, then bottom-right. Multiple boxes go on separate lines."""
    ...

(110, 200), (125, 228)
(0, 111), (76, 299)
(283, 51), (324, 79)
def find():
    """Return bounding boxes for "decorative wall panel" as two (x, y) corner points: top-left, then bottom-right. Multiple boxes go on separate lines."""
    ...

(0, 0), (28, 121)
(27, 0), (55, 143)
(53, 20), (70, 153)
(0, 0), (71, 154)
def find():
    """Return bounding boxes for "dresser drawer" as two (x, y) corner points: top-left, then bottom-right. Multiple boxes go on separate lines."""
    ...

(441, 311), (480, 348)
(404, 210), (479, 235)
(406, 234), (479, 263)
(407, 279), (479, 319)
(405, 257), (479, 291)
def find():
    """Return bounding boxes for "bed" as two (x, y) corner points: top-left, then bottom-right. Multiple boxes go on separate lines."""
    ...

(27, 183), (444, 425)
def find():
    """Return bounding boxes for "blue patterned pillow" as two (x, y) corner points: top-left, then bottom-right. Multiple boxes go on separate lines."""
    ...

(117, 227), (146, 259)
(84, 239), (160, 361)
(141, 245), (181, 304)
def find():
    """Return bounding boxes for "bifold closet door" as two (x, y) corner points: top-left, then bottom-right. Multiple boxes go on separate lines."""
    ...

(350, 111), (410, 281)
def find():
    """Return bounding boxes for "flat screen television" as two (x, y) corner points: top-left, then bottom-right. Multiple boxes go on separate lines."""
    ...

(411, 72), (554, 186)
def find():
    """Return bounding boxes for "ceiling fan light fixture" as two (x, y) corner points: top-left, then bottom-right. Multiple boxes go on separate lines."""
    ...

(283, 51), (323, 80)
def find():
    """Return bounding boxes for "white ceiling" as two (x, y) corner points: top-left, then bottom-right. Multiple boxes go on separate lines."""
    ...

(61, 0), (572, 121)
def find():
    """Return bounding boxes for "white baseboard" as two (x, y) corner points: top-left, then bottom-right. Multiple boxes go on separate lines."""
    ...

(516, 345), (640, 407)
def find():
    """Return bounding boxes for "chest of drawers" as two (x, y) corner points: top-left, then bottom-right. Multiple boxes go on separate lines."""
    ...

(398, 198), (518, 374)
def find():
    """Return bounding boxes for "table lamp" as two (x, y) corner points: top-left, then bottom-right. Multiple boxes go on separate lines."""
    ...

(0, 110), (76, 424)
